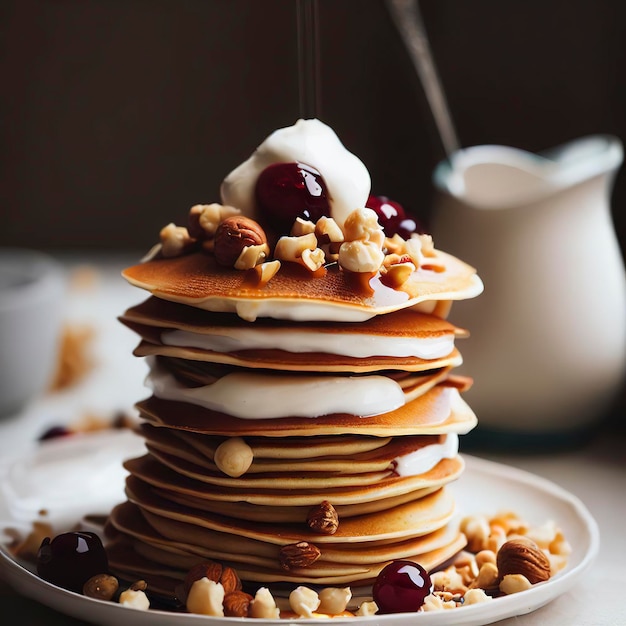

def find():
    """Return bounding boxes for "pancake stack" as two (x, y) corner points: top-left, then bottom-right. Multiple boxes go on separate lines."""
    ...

(104, 119), (483, 605)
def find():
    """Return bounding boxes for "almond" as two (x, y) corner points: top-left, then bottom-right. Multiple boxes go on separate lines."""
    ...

(496, 537), (551, 584)
(183, 560), (242, 596)
(279, 541), (321, 570)
(223, 590), (254, 617)
(307, 501), (339, 535)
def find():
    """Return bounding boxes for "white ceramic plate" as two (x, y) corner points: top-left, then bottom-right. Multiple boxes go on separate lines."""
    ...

(0, 430), (599, 626)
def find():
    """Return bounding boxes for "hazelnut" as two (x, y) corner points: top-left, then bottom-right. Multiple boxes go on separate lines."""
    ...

(318, 587), (352, 614)
(214, 437), (254, 477)
(213, 216), (268, 267)
(82, 573), (119, 600)
(497, 537), (551, 584)
(188, 203), (241, 239)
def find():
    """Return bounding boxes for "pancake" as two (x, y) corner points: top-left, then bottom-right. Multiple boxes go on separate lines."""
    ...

(135, 380), (476, 437)
(139, 423), (452, 475)
(122, 251), (483, 323)
(123, 456), (465, 507)
(120, 297), (467, 372)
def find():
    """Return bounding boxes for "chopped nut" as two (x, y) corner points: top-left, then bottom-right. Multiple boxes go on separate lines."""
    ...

(234, 243), (270, 270)
(460, 514), (491, 552)
(355, 600), (378, 616)
(160, 223), (196, 257)
(497, 537), (551, 584)
(290, 217), (316, 236)
(223, 590), (253, 617)
(249, 587), (280, 619)
(82, 573), (119, 601)
(499, 573), (532, 595)
(431, 565), (468, 594)
(214, 437), (254, 477)
(470, 561), (499, 590)
(279, 541), (321, 570)
(119, 587), (150, 610)
(186, 578), (224, 616)
(274, 233), (318, 265)
(289, 585), (320, 617)
(188, 203), (241, 239)
(463, 588), (493, 605)
(301, 247), (326, 271)
(475, 549), (497, 568)
(315, 216), (344, 243)
(214, 216), (268, 267)
(342, 208), (385, 248)
(338, 240), (385, 273)
(318, 587), (352, 614)
(253, 260), (281, 286)
(307, 500), (339, 535)
(380, 260), (416, 288)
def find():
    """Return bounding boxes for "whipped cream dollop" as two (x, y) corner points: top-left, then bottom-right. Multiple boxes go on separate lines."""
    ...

(145, 358), (414, 419)
(161, 327), (456, 359)
(220, 118), (371, 227)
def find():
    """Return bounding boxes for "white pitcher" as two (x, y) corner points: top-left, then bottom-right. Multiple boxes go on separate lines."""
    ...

(430, 135), (626, 444)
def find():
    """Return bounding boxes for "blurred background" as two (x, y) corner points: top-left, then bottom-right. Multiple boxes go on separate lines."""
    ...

(1, 0), (625, 256)
(1, 0), (625, 432)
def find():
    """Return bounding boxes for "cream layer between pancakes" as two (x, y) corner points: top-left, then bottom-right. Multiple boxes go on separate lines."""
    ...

(144, 356), (452, 419)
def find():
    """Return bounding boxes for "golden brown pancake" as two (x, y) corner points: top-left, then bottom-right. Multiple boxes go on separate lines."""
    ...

(123, 456), (465, 507)
(121, 250), (481, 320)
(135, 380), (476, 437)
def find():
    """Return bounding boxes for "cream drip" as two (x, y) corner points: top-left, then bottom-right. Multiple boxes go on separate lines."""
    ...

(393, 433), (459, 477)
(161, 328), (455, 359)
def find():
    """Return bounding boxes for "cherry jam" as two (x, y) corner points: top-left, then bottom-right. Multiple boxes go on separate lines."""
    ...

(366, 195), (420, 239)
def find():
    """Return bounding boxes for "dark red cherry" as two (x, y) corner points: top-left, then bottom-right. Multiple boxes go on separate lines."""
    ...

(37, 531), (109, 593)
(366, 195), (421, 238)
(372, 560), (432, 614)
(38, 425), (73, 441)
(255, 162), (330, 232)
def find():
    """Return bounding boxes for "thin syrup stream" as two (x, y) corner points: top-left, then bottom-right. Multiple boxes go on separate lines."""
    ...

(297, 0), (321, 119)
(385, 0), (460, 159)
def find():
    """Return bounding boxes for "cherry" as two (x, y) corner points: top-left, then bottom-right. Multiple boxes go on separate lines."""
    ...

(372, 560), (432, 614)
(38, 425), (73, 441)
(366, 195), (420, 239)
(255, 162), (330, 232)
(37, 531), (109, 593)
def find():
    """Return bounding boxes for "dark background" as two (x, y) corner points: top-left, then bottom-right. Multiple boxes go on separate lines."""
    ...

(1, 0), (625, 257)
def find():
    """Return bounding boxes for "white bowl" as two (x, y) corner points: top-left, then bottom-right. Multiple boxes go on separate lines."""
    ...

(0, 248), (65, 417)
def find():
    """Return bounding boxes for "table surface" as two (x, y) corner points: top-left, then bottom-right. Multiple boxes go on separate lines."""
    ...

(0, 254), (624, 626)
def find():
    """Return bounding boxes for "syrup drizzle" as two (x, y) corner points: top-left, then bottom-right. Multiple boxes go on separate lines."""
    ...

(296, 0), (321, 119)
(384, 0), (460, 159)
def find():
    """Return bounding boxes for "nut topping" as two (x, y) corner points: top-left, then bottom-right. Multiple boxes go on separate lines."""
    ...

(213, 216), (268, 267)
(307, 500), (339, 535)
(496, 537), (551, 584)
(223, 590), (254, 617)
(279, 541), (321, 570)
(184, 560), (242, 595)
